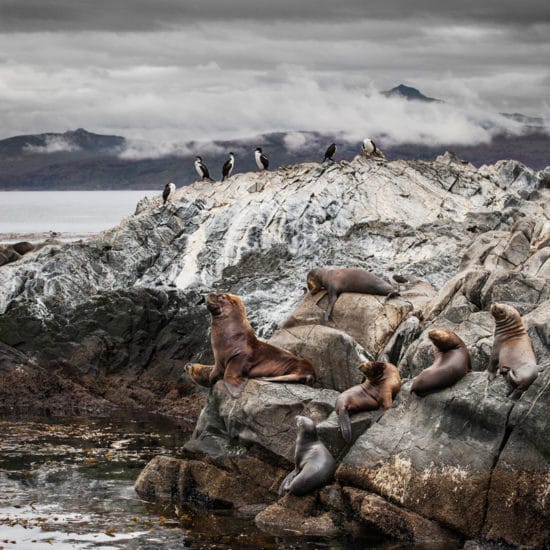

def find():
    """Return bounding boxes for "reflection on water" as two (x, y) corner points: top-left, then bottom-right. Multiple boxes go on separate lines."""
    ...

(0, 413), (458, 549)
(0, 413), (189, 549)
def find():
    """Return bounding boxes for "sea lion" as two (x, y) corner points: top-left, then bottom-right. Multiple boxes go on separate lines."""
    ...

(187, 293), (316, 398)
(306, 267), (399, 323)
(278, 415), (336, 496)
(183, 363), (214, 388)
(488, 303), (539, 398)
(411, 329), (471, 396)
(335, 361), (401, 443)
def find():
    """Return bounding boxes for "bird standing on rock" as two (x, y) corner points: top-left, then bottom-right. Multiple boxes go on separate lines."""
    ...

(324, 143), (336, 162)
(362, 138), (379, 157)
(222, 152), (235, 181)
(194, 156), (212, 181)
(162, 182), (176, 205)
(255, 147), (269, 170)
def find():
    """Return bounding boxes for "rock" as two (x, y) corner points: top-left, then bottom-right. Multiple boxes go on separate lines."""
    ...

(135, 454), (284, 512)
(343, 487), (459, 543)
(185, 380), (339, 462)
(378, 314), (423, 365)
(483, 367), (550, 548)
(489, 160), (543, 198)
(337, 374), (515, 536)
(268, 325), (369, 392)
(0, 244), (21, 266)
(11, 241), (35, 255)
(254, 493), (340, 537)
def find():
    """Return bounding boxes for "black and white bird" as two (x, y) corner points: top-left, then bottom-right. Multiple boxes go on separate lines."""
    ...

(222, 152), (235, 181)
(194, 156), (211, 181)
(323, 143), (336, 162)
(362, 138), (379, 157)
(254, 147), (269, 170)
(162, 182), (176, 205)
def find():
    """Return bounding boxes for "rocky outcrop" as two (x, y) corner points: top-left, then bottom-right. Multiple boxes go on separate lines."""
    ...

(1, 153), (548, 544)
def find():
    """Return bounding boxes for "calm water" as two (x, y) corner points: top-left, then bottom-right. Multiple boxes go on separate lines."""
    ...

(0, 191), (158, 239)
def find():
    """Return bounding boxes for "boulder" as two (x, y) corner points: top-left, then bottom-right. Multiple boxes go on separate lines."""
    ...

(134, 454), (284, 513)
(343, 487), (459, 543)
(185, 380), (339, 462)
(268, 325), (369, 392)
(337, 374), (515, 536)
(483, 367), (550, 548)
(254, 493), (340, 537)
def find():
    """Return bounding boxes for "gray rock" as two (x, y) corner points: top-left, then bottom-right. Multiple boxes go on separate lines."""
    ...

(268, 325), (369, 392)
(337, 374), (515, 536)
(185, 380), (339, 462)
(483, 367), (550, 548)
(343, 487), (460, 543)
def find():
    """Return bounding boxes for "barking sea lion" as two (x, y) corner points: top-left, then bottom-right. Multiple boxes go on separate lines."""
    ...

(185, 293), (316, 398)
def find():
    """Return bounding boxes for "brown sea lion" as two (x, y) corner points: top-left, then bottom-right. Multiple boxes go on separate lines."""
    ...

(335, 361), (401, 443)
(411, 329), (471, 396)
(183, 363), (214, 387)
(187, 293), (316, 398)
(278, 415), (336, 496)
(306, 267), (399, 323)
(488, 303), (539, 398)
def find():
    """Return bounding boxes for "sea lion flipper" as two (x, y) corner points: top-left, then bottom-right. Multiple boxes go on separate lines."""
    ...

(278, 468), (299, 495)
(338, 409), (352, 443)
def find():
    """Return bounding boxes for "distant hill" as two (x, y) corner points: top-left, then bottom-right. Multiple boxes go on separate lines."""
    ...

(0, 121), (548, 190)
(382, 84), (442, 103)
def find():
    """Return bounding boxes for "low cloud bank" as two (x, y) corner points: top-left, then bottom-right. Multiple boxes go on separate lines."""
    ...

(24, 136), (81, 154)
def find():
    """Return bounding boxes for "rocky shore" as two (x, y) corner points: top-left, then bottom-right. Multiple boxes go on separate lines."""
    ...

(1, 152), (548, 547)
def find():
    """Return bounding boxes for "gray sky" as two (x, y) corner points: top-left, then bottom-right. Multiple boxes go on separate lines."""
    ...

(1, 0), (549, 151)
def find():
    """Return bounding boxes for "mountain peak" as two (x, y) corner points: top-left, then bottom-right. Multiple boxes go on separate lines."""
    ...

(382, 84), (441, 103)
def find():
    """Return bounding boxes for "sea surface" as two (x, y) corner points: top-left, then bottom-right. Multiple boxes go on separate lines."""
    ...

(0, 190), (158, 242)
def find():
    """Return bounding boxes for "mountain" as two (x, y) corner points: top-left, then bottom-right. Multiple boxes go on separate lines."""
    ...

(382, 83), (442, 103)
(0, 118), (549, 190)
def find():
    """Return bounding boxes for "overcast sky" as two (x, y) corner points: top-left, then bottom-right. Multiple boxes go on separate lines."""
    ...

(1, 0), (549, 151)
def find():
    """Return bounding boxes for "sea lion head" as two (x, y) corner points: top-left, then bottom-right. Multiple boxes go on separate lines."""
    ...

(205, 292), (245, 318)
(490, 302), (520, 323)
(296, 415), (317, 438)
(306, 269), (323, 294)
(359, 361), (386, 380)
(428, 329), (462, 352)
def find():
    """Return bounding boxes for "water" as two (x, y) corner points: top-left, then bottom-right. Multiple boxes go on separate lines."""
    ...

(0, 414), (404, 550)
(0, 191), (158, 241)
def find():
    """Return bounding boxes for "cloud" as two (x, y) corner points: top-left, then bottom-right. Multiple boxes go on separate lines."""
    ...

(119, 138), (225, 159)
(283, 132), (311, 152)
(0, 13), (548, 146)
(23, 135), (81, 154)
(1, 1), (549, 32)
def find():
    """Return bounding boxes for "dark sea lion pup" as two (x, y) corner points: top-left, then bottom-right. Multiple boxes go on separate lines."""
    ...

(488, 303), (538, 398)
(278, 415), (336, 496)
(306, 267), (399, 323)
(411, 329), (471, 396)
(186, 293), (316, 398)
(335, 361), (401, 443)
